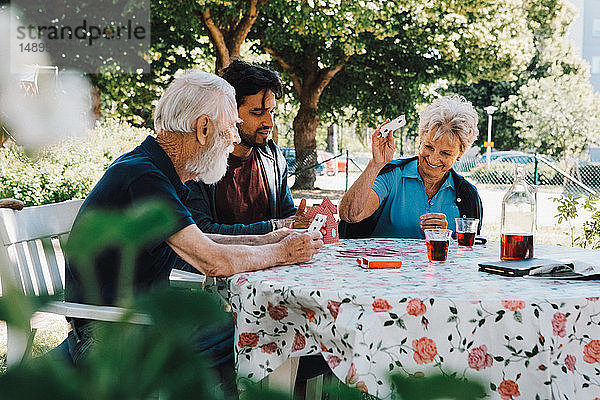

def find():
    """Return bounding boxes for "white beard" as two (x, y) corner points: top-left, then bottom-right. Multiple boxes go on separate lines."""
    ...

(187, 133), (233, 184)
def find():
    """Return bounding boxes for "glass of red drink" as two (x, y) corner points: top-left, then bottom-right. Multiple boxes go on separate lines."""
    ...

(454, 218), (479, 247)
(424, 228), (452, 262)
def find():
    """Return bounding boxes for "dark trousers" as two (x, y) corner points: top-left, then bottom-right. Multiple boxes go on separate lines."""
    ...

(67, 317), (328, 396)
(67, 318), (237, 396)
(192, 317), (237, 396)
(66, 320), (101, 365)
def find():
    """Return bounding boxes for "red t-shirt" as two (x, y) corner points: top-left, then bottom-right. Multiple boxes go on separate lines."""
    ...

(215, 149), (270, 225)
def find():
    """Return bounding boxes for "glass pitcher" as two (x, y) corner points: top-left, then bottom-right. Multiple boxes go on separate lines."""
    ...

(500, 165), (536, 260)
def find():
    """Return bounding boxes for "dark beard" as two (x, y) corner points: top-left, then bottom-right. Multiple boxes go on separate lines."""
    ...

(240, 131), (268, 148)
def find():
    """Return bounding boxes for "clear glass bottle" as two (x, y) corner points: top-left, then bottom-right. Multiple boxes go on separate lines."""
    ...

(500, 165), (536, 260)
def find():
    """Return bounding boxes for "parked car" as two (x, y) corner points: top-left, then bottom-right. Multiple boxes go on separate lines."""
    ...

(318, 150), (347, 175)
(281, 147), (296, 174)
(281, 147), (325, 175)
(477, 151), (555, 165)
(315, 153), (325, 175)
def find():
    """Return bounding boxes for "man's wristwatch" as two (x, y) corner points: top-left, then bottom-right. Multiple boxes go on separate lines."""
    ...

(271, 218), (292, 230)
(271, 219), (281, 231)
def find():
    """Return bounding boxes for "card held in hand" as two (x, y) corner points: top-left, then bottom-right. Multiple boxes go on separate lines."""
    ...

(308, 214), (327, 233)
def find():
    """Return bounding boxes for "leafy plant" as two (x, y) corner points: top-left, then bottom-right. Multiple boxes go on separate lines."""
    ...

(390, 374), (486, 400)
(0, 288), (230, 400)
(577, 194), (600, 249)
(553, 192), (580, 246)
(553, 192), (600, 249)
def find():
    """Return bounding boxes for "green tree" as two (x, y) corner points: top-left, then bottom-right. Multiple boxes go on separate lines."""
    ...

(92, 0), (213, 127)
(197, 0), (271, 74)
(505, 73), (600, 160)
(92, 0), (273, 126)
(256, 0), (535, 188)
(449, 0), (593, 155)
(447, 80), (523, 151)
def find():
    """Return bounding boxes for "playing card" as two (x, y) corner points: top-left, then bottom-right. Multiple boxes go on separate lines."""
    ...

(308, 214), (327, 233)
(380, 115), (406, 138)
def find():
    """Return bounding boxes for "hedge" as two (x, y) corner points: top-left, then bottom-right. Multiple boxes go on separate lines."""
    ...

(0, 119), (151, 206)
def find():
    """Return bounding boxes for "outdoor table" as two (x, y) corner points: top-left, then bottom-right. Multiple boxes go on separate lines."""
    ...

(227, 238), (600, 399)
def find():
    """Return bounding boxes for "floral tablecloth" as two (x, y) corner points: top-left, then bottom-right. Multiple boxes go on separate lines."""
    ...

(228, 239), (600, 399)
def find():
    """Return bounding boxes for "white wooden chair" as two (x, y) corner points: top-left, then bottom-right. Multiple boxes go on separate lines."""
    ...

(0, 199), (156, 367)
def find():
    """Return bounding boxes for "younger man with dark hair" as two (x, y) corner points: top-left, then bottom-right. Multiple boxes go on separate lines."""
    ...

(183, 59), (308, 234)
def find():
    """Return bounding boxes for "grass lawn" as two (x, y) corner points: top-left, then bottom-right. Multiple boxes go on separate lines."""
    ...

(0, 313), (69, 372)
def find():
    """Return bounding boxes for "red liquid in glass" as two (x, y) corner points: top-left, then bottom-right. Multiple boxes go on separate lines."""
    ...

(456, 231), (476, 246)
(501, 233), (534, 260)
(426, 240), (449, 261)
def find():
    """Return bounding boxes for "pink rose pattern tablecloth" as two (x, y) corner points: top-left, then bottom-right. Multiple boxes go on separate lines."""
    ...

(227, 239), (600, 399)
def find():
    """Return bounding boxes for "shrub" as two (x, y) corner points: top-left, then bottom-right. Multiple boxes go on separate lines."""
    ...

(0, 119), (150, 206)
(554, 193), (600, 249)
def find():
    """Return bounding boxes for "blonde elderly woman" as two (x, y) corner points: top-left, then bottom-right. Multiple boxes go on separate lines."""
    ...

(339, 95), (483, 238)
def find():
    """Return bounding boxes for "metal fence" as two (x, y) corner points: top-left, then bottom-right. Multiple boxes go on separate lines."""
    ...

(285, 148), (600, 195)
(454, 156), (600, 195)
(287, 148), (369, 190)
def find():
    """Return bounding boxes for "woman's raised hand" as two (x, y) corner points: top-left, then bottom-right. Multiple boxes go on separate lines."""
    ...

(372, 120), (396, 167)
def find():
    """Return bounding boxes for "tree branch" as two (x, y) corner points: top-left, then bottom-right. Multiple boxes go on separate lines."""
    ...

(313, 54), (350, 98)
(303, 53), (319, 91)
(199, 8), (230, 68)
(263, 46), (303, 96)
(230, 0), (262, 55)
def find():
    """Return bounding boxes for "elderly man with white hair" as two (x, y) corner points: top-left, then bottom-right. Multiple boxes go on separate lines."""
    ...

(65, 71), (323, 391)
(339, 94), (483, 238)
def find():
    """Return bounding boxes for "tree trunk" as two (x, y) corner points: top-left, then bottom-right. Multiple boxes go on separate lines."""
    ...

(0, 122), (8, 147)
(263, 48), (349, 189)
(200, 1), (266, 75)
(91, 86), (101, 122)
(215, 53), (231, 76)
(292, 105), (320, 189)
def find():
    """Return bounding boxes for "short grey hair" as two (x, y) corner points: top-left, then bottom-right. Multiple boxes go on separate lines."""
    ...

(153, 70), (237, 134)
(418, 95), (479, 153)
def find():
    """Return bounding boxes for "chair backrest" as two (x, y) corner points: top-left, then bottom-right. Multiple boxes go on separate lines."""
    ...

(0, 199), (83, 297)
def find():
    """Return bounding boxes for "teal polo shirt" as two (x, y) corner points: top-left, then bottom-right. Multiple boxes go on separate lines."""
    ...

(371, 159), (460, 238)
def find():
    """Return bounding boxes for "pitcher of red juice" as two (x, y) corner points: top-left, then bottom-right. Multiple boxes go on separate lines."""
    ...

(500, 165), (536, 260)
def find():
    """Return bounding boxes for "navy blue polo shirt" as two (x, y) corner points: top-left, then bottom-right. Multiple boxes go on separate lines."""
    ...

(65, 135), (195, 307)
